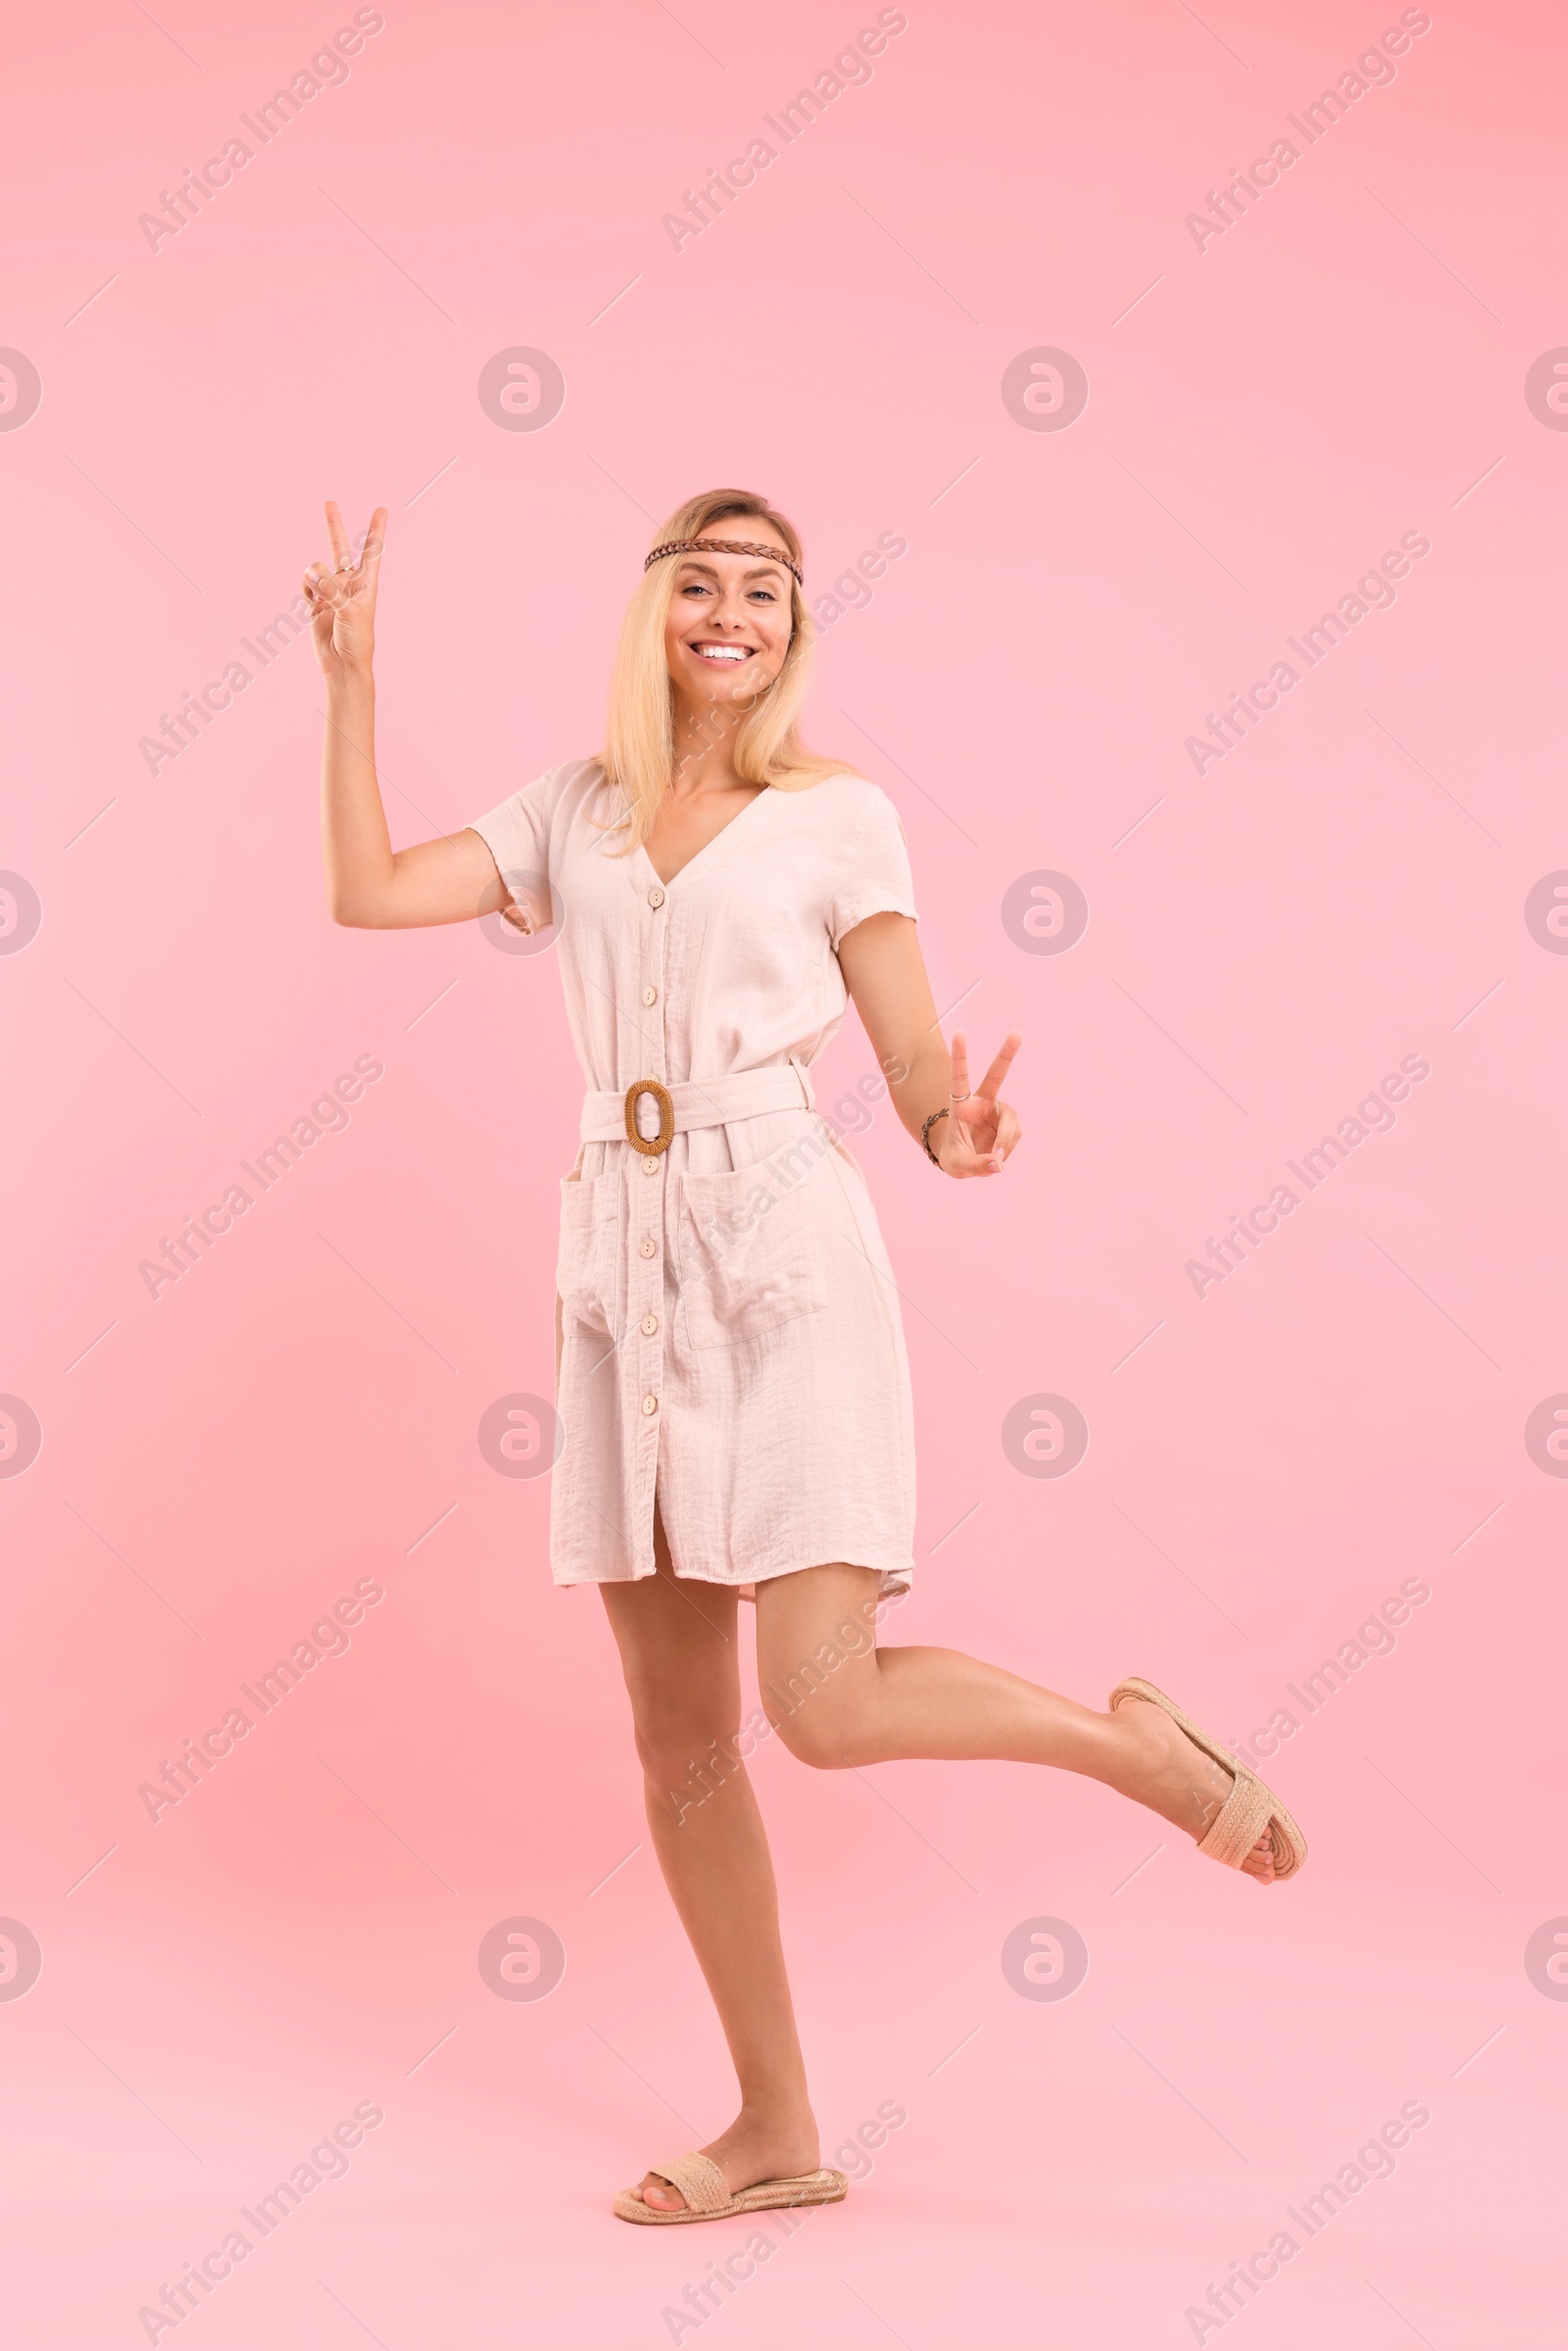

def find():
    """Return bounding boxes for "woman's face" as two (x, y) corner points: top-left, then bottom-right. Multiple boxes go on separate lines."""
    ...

(662, 525), (796, 716)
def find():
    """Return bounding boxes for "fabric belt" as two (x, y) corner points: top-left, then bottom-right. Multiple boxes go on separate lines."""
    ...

(579, 1057), (816, 1152)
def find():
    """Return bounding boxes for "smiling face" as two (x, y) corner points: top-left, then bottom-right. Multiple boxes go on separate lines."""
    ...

(662, 525), (797, 716)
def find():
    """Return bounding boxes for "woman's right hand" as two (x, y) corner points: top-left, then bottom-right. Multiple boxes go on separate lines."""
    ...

(304, 501), (387, 682)
(312, 493), (510, 929)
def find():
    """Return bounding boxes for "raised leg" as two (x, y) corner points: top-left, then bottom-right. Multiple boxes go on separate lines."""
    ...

(755, 1563), (1277, 1881)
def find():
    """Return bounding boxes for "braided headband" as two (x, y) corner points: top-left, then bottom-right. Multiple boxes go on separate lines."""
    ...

(645, 535), (804, 586)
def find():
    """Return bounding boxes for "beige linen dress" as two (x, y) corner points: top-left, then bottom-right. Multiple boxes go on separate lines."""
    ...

(469, 759), (918, 1596)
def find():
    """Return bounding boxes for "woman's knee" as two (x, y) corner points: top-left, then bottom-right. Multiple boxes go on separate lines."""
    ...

(764, 1683), (872, 1770)
(612, 1632), (737, 1777)
(758, 1619), (883, 1767)
(628, 1693), (739, 1791)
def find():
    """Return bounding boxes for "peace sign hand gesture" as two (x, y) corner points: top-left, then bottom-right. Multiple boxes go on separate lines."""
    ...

(935, 1030), (1023, 1179)
(303, 500), (387, 681)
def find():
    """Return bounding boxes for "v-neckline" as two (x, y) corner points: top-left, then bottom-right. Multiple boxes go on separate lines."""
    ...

(638, 785), (772, 892)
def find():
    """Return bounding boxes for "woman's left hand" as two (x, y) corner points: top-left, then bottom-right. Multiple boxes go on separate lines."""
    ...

(937, 1030), (1023, 1178)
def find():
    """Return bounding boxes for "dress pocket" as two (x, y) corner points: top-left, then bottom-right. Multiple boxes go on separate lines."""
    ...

(676, 1162), (828, 1350)
(557, 1173), (619, 1336)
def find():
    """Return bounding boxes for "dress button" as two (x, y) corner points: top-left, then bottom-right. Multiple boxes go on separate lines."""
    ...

(639, 1236), (657, 1259)
(648, 887), (665, 908)
(642, 1152), (660, 1175)
(641, 1313), (659, 1335)
(642, 1393), (659, 1415)
(642, 984), (658, 1006)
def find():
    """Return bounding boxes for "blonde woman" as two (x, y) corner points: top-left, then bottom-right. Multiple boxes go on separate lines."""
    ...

(310, 488), (1305, 2226)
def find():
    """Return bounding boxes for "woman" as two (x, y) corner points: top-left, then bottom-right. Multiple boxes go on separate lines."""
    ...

(309, 487), (1305, 2228)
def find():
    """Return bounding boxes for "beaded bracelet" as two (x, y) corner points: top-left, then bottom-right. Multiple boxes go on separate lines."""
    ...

(920, 1105), (949, 1166)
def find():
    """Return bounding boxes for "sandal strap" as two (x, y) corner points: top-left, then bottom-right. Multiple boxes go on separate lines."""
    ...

(1198, 1767), (1273, 1869)
(650, 2151), (730, 2213)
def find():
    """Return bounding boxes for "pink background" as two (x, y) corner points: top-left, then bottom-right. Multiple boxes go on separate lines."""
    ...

(2, 1), (1563, 2342)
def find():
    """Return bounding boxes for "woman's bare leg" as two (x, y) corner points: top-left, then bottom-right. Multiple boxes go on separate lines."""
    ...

(756, 1564), (1278, 1882)
(599, 1502), (819, 2213)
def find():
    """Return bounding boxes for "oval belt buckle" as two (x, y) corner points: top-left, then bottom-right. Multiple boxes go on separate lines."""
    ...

(624, 1076), (674, 1157)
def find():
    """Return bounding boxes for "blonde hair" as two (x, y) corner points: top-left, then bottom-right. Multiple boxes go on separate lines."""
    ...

(599, 489), (856, 852)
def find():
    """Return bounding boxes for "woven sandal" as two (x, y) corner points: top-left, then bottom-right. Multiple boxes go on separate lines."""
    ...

(612, 2151), (849, 2226)
(1109, 1677), (1307, 1882)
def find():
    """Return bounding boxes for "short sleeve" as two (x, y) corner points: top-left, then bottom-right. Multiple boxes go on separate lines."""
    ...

(829, 784), (918, 953)
(468, 771), (554, 932)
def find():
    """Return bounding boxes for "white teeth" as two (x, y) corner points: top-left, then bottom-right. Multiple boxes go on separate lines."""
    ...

(695, 644), (749, 661)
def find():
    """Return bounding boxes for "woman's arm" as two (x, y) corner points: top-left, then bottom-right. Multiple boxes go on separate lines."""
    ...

(837, 911), (1022, 1179)
(309, 502), (509, 929)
